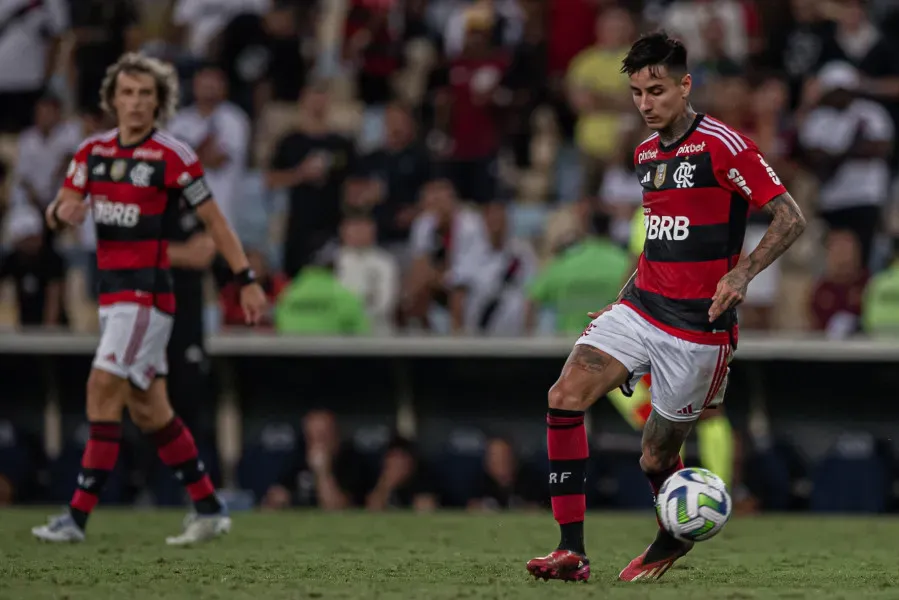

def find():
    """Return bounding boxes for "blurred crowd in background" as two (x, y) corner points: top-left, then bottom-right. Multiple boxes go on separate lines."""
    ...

(3, 0), (899, 339)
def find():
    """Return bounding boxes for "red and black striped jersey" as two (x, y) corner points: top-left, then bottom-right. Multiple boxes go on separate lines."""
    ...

(63, 128), (213, 314)
(626, 114), (787, 345)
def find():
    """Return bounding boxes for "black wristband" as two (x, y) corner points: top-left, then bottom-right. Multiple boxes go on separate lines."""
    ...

(234, 268), (257, 287)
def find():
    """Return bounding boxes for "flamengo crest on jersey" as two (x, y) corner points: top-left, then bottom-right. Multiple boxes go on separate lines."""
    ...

(629, 115), (787, 345)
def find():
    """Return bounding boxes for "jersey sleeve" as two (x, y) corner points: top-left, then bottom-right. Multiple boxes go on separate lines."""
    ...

(719, 140), (787, 210)
(62, 142), (92, 196)
(166, 147), (213, 209)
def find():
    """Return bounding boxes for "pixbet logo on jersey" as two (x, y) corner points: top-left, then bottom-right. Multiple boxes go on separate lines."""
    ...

(93, 198), (140, 227)
(645, 215), (690, 241)
(638, 149), (658, 163)
(676, 141), (706, 156)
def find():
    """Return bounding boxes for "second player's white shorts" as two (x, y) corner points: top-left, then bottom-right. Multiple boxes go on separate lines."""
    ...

(576, 304), (731, 422)
(93, 303), (173, 390)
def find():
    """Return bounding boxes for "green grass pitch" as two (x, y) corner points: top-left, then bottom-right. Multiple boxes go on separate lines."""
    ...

(1, 509), (897, 599)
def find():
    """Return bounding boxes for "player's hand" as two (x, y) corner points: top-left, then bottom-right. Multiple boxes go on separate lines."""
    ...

(239, 282), (268, 325)
(46, 198), (88, 229)
(587, 303), (615, 320)
(709, 268), (750, 322)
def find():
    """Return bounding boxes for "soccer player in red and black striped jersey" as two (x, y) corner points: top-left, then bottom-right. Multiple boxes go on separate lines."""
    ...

(526, 33), (806, 583)
(32, 53), (267, 545)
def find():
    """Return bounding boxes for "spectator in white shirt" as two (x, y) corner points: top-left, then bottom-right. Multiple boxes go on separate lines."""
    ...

(404, 179), (490, 333)
(173, 0), (271, 59)
(799, 61), (894, 266)
(169, 65), (251, 233)
(462, 202), (537, 337)
(10, 95), (82, 215)
(0, 0), (68, 133)
(336, 214), (400, 335)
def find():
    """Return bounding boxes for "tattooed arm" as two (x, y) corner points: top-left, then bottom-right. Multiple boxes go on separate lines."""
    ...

(708, 192), (806, 321)
(739, 192), (806, 278)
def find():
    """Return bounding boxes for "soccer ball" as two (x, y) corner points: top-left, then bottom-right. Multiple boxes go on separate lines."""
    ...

(656, 467), (731, 542)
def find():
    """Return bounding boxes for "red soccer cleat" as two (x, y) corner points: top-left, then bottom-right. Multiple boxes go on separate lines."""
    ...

(526, 549), (590, 582)
(618, 539), (694, 582)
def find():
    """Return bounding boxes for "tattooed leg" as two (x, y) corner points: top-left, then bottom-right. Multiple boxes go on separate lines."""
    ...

(640, 410), (693, 474)
(548, 345), (630, 412)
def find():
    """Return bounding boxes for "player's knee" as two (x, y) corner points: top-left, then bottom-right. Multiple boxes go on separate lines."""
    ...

(86, 369), (126, 421)
(547, 380), (590, 412)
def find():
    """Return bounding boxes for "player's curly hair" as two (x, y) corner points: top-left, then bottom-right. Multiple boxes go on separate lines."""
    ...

(99, 53), (180, 124)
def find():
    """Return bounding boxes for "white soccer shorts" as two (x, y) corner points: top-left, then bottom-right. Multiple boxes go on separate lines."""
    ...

(576, 303), (731, 422)
(93, 303), (173, 390)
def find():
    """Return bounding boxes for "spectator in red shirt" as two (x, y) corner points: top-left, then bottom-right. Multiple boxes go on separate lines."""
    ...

(547, 0), (598, 78)
(434, 6), (510, 205)
(220, 249), (288, 329)
(810, 229), (869, 338)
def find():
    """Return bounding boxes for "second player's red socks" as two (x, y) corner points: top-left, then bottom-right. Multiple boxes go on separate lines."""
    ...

(69, 421), (122, 530)
(547, 408), (588, 554)
(150, 416), (222, 514)
(645, 457), (684, 530)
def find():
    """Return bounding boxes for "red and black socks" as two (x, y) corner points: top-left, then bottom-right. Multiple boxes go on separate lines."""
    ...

(69, 421), (122, 530)
(150, 416), (222, 515)
(547, 408), (588, 555)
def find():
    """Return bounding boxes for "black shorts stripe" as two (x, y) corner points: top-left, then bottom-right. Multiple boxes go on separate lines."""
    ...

(97, 267), (174, 295)
(625, 287), (734, 333)
(644, 222), (743, 263)
(94, 214), (166, 242)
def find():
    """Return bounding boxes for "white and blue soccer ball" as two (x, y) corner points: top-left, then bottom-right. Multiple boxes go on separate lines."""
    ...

(656, 467), (732, 542)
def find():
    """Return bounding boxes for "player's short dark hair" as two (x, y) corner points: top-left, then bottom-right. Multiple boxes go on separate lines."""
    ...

(620, 31), (688, 79)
